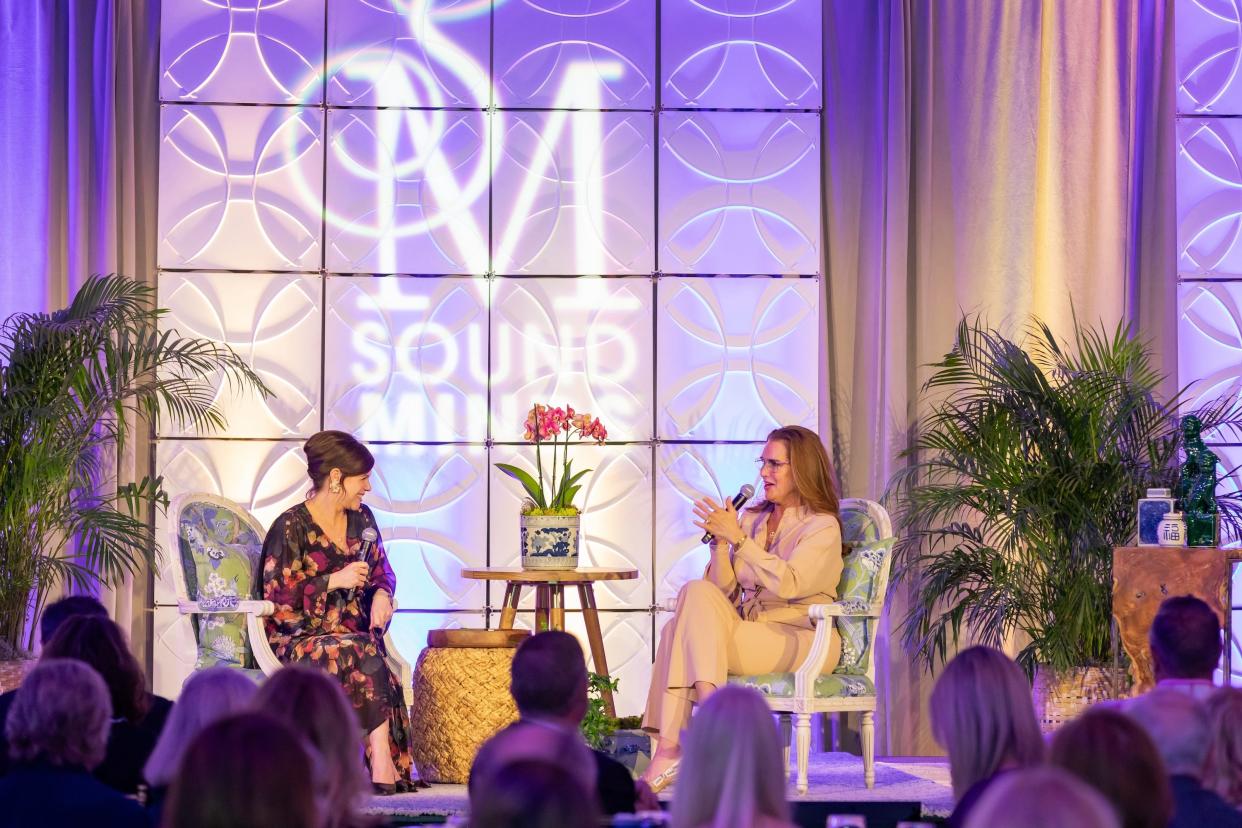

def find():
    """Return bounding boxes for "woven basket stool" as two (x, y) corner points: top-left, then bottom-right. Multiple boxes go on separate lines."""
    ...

(409, 629), (530, 784)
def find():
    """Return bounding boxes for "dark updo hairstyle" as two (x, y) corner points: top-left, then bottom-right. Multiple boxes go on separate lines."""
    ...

(304, 430), (374, 495)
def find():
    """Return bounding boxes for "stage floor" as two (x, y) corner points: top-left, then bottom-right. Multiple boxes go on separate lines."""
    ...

(366, 753), (952, 827)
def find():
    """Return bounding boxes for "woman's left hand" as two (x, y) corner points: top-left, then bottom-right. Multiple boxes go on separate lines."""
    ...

(371, 589), (394, 631)
(692, 497), (743, 545)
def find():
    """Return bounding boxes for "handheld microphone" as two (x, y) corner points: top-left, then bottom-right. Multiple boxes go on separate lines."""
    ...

(701, 484), (756, 544)
(347, 526), (378, 603)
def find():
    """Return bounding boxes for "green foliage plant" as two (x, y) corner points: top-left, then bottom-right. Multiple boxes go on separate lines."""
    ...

(580, 671), (620, 749)
(888, 316), (1242, 676)
(0, 275), (269, 654)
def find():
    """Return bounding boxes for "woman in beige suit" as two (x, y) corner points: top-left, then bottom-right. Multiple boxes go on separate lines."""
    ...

(642, 425), (844, 791)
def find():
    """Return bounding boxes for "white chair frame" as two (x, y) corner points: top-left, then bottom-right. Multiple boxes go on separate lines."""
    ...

(166, 493), (413, 707)
(760, 497), (893, 794)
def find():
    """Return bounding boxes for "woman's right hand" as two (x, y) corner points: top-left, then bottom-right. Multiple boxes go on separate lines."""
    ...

(327, 561), (369, 592)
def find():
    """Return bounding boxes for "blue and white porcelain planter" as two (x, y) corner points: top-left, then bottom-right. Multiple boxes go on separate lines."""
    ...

(520, 513), (580, 570)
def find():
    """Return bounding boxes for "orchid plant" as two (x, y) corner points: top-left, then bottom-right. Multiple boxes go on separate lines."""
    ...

(497, 404), (608, 516)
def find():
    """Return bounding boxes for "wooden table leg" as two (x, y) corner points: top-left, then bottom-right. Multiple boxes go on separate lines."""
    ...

(550, 584), (565, 631)
(535, 585), (550, 632)
(499, 583), (521, 630)
(578, 584), (616, 718)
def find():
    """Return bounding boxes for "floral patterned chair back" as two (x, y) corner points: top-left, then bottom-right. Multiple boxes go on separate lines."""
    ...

(168, 494), (265, 671)
(834, 499), (895, 681)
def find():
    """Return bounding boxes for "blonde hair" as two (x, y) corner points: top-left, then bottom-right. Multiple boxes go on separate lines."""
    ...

(929, 646), (1043, 798)
(5, 658), (110, 769)
(964, 766), (1120, 828)
(749, 425), (840, 518)
(671, 685), (790, 828)
(253, 665), (372, 828)
(1204, 688), (1242, 806)
(144, 666), (259, 787)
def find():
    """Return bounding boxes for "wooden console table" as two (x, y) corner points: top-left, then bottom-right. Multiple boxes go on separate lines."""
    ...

(1112, 546), (1237, 691)
(461, 567), (638, 718)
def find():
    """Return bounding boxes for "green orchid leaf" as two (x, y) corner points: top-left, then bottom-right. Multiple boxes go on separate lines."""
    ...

(495, 463), (546, 508)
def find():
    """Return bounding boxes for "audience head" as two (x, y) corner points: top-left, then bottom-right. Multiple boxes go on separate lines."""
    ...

(929, 646), (1043, 798)
(964, 766), (1120, 828)
(39, 594), (107, 645)
(1204, 687), (1242, 806)
(42, 614), (149, 722)
(165, 712), (320, 828)
(469, 721), (596, 809)
(1049, 707), (1172, 828)
(671, 684), (790, 828)
(510, 631), (588, 724)
(1149, 595), (1221, 682)
(254, 665), (370, 828)
(5, 658), (111, 769)
(1126, 686), (1210, 777)
(143, 666), (259, 788)
(469, 759), (598, 828)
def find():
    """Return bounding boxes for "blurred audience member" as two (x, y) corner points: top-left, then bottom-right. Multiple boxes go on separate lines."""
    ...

(38, 615), (173, 794)
(484, 631), (650, 814)
(1146, 595), (1221, 700)
(670, 684), (795, 828)
(254, 665), (373, 827)
(469, 719), (596, 814)
(1049, 707), (1172, 828)
(964, 766), (1120, 828)
(1127, 687), (1242, 828)
(0, 659), (149, 827)
(38, 594), (110, 643)
(929, 646), (1043, 828)
(1206, 688), (1242, 807)
(164, 712), (320, 828)
(469, 759), (597, 828)
(143, 667), (259, 819)
(0, 594), (109, 775)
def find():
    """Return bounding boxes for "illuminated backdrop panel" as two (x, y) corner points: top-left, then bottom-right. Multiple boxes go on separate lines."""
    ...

(156, 0), (824, 713)
(661, 0), (822, 109)
(1176, 0), (1242, 115)
(1177, 0), (1242, 685)
(659, 112), (821, 274)
(325, 109), (491, 274)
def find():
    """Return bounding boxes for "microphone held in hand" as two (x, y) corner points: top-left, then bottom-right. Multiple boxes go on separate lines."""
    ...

(701, 484), (756, 544)
(347, 526), (378, 603)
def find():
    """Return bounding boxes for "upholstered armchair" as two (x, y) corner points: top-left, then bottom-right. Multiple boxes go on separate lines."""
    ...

(729, 497), (894, 793)
(167, 493), (412, 706)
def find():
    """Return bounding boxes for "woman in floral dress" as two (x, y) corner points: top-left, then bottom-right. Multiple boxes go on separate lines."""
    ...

(258, 430), (414, 793)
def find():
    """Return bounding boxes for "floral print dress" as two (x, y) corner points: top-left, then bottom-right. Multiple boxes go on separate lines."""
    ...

(260, 502), (412, 783)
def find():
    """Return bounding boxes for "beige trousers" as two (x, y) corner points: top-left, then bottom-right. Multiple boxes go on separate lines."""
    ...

(642, 579), (842, 744)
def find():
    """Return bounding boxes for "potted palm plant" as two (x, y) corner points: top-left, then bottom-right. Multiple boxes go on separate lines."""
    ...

(889, 316), (1242, 724)
(0, 274), (267, 670)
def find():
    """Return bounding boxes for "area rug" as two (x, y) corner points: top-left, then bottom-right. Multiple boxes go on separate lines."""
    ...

(365, 753), (953, 820)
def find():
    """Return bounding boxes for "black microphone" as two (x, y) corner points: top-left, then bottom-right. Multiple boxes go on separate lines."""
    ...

(347, 526), (378, 603)
(701, 484), (756, 544)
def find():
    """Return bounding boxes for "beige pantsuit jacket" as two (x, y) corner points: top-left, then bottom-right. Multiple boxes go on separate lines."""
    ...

(644, 504), (844, 735)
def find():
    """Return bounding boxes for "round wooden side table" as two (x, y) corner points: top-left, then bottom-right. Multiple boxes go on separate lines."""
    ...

(461, 567), (639, 717)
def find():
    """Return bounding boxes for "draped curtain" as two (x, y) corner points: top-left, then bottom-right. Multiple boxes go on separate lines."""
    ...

(0, 0), (160, 658)
(821, 0), (1176, 754)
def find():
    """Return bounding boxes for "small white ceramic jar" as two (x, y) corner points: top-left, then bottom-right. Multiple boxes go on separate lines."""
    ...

(1157, 511), (1187, 547)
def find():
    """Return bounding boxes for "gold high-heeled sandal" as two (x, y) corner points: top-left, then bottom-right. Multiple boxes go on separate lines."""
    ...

(647, 759), (680, 794)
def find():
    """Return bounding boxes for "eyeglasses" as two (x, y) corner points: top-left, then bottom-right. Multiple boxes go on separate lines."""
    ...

(754, 458), (790, 472)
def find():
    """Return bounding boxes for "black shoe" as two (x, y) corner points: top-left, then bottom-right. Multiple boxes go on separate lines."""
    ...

(372, 782), (397, 796)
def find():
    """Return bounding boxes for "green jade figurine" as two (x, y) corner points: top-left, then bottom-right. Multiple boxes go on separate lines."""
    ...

(1177, 415), (1219, 547)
